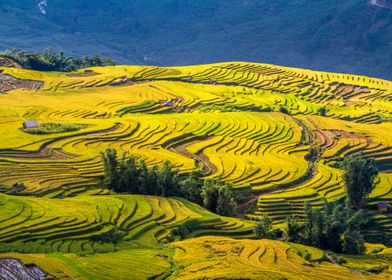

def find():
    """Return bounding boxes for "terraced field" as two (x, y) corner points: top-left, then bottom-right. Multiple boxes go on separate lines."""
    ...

(0, 193), (254, 255)
(1, 237), (390, 279)
(0, 62), (391, 278)
(170, 236), (390, 280)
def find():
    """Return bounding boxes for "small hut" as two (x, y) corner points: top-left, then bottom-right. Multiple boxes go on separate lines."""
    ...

(23, 120), (39, 129)
(377, 202), (389, 212)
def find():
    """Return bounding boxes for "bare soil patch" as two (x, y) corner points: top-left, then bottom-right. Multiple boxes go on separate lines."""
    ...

(0, 73), (44, 93)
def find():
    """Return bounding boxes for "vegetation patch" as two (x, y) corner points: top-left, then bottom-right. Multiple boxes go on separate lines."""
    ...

(22, 123), (89, 135)
(1, 48), (116, 72)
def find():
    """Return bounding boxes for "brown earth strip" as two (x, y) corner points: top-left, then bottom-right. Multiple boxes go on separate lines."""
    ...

(167, 135), (218, 176)
(0, 56), (22, 68)
(0, 73), (44, 93)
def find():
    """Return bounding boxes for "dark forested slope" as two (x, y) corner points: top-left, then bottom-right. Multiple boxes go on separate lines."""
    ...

(1, 0), (392, 79)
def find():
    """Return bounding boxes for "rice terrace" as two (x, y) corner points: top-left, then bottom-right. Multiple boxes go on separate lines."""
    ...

(0, 59), (392, 279)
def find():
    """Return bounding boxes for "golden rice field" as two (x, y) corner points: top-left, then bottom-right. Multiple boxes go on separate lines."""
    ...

(0, 193), (254, 254)
(170, 236), (391, 280)
(1, 237), (390, 279)
(0, 62), (391, 278)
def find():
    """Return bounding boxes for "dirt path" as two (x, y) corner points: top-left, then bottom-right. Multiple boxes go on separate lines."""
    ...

(294, 117), (318, 178)
(168, 135), (218, 176)
(236, 195), (259, 213)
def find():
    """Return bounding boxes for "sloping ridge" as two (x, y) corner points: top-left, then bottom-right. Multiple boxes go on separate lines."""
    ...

(0, 56), (22, 69)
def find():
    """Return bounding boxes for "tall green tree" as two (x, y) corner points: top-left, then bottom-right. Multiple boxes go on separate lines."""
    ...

(254, 215), (274, 239)
(100, 148), (118, 189)
(179, 171), (203, 205)
(217, 182), (237, 216)
(201, 180), (220, 213)
(340, 154), (378, 210)
(158, 161), (179, 197)
(201, 180), (237, 216)
(285, 215), (302, 243)
(340, 229), (365, 255)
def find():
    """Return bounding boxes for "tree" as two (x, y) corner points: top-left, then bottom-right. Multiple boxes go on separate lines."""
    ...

(303, 202), (313, 242)
(121, 155), (139, 193)
(340, 229), (365, 255)
(254, 215), (274, 239)
(139, 160), (160, 195)
(340, 154), (378, 210)
(147, 165), (160, 195)
(216, 183), (237, 216)
(285, 215), (302, 243)
(179, 171), (203, 205)
(158, 161), (179, 197)
(100, 148), (118, 189)
(201, 180), (237, 216)
(317, 106), (327, 116)
(279, 105), (289, 114)
(201, 180), (220, 213)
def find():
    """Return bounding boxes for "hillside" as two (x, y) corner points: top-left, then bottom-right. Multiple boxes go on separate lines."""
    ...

(0, 62), (391, 278)
(1, 0), (392, 79)
(1, 236), (391, 279)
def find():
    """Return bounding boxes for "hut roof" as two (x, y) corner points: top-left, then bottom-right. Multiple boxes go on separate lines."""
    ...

(23, 120), (39, 128)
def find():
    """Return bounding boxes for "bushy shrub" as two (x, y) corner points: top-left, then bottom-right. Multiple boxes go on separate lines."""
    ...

(254, 215), (279, 239)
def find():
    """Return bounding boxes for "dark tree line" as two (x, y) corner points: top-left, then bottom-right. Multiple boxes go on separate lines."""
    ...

(100, 148), (237, 216)
(1, 48), (116, 72)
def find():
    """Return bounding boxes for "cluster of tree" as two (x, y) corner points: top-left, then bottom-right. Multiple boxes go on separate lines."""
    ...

(1, 48), (116, 72)
(255, 154), (379, 255)
(100, 148), (237, 216)
(255, 200), (368, 254)
(286, 200), (368, 254)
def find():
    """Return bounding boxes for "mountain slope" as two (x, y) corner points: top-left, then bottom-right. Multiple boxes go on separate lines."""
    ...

(0, 61), (391, 278)
(1, 0), (392, 79)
